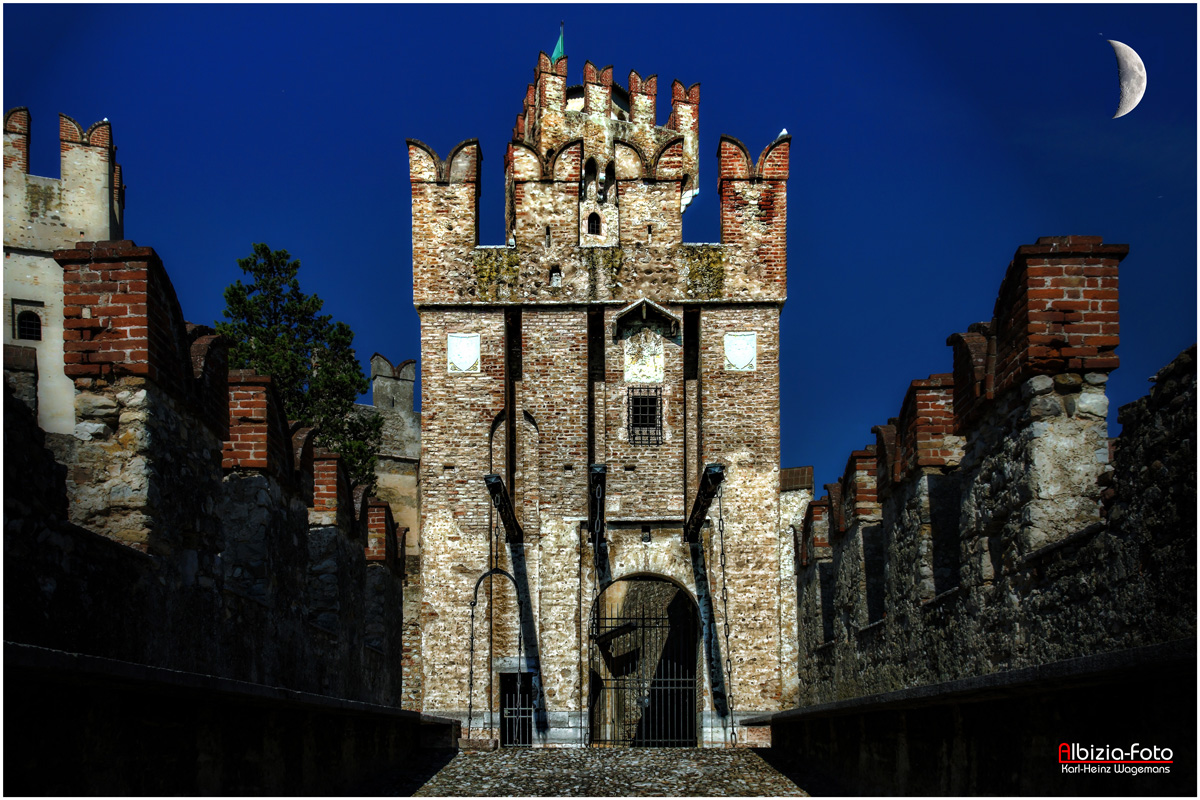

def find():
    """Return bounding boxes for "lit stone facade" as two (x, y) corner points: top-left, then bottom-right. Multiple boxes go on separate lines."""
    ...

(408, 51), (792, 746)
(3, 108), (125, 434)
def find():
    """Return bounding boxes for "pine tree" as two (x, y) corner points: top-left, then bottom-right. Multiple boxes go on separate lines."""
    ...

(217, 243), (383, 492)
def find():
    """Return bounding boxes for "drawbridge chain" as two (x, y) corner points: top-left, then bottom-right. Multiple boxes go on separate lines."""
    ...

(466, 490), (521, 741)
(717, 486), (736, 747)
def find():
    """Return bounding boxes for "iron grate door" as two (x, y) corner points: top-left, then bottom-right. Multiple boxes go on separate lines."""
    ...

(500, 672), (534, 747)
(589, 580), (698, 747)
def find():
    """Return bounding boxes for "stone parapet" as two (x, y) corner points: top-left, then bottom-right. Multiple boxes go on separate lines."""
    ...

(792, 237), (1194, 717)
(947, 235), (1127, 430)
(7, 233), (405, 713)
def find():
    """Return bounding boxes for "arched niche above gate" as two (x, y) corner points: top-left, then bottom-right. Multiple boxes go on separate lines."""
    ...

(614, 298), (682, 384)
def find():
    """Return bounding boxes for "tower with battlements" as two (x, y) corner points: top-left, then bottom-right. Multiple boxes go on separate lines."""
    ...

(408, 51), (791, 746)
(4, 108), (125, 434)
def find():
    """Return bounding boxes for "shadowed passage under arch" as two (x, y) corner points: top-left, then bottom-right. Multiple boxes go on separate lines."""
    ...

(588, 576), (699, 747)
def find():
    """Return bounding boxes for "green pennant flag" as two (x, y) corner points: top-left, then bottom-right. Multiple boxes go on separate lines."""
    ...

(551, 22), (564, 64)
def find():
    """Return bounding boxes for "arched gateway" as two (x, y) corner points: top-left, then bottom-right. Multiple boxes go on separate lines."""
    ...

(588, 576), (700, 747)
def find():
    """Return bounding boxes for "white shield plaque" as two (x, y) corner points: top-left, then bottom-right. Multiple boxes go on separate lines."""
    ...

(447, 333), (481, 373)
(724, 332), (757, 371)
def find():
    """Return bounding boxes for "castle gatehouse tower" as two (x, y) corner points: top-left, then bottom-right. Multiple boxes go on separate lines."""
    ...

(408, 50), (790, 746)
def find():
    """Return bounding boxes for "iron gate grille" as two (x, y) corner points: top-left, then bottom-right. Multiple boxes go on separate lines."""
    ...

(500, 672), (533, 747)
(588, 581), (698, 747)
(627, 387), (663, 445)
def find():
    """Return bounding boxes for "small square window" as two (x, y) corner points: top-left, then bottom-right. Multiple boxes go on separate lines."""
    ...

(17, 311), (41, 341)
(628, 386), (662, 445)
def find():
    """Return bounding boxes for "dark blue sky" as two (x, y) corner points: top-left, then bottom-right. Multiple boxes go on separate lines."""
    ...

(6, 4), (1196, 489)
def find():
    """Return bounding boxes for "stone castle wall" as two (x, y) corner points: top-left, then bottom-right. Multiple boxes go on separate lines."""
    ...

(409, 52), (794, 746)
(4, 107), (125, 434)
(5, 239), (406, 706)
(788, 236), (1193, 706)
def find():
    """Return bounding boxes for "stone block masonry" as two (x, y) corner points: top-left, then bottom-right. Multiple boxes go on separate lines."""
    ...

(4, 235), (441, 791)
(767, 237), (1196, 795)
(4, 108), (125, 435)
(410, 50), (793, 747)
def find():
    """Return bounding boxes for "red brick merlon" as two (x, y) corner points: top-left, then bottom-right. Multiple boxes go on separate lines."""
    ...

(407, 138), (481, 295)
(717, 134), (789, 291)
(582, 62), (614, 116)
(55, 240), (229, 438)
(222, 371), (293, 485)
(627, 70), (658, 126)
(665, 80), (700, 134)
(839, 447), (880, 525)
(312, 449), (356, 538)
(895, 374), (959, 476)
(800, 497), (831, 567)
(535, 50), (569, 110)
(947, 235), (1127, 430)
(4, 107), (30, 173)
(366, 498), (405, 577)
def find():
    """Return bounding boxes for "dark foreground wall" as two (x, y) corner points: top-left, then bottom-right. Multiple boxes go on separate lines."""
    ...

(3, 642), (451, 796)
(766, 639), (1195, 796)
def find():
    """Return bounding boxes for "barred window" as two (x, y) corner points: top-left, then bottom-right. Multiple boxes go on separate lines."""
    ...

(16, 310), (41, 341)
(588, 212), (601, 235)
(628, 386), (662, 445)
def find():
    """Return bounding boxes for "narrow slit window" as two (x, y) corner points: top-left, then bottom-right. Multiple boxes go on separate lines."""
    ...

(545, 226), (551, 248)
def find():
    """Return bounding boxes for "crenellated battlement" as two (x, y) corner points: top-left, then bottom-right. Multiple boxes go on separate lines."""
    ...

(4, 107), (125, 252)
(801, 236), (1128, 565)
(787, 244), (1196, 767)
(5, 107), (129, 435)
(794, 235), (1157, 704)
(410, 53), (789, 310)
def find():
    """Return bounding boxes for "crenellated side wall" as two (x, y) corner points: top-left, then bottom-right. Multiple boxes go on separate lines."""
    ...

(768, 236), (1195, 795)
(355, 352), (423, 709)
(4, 238), (429, 791)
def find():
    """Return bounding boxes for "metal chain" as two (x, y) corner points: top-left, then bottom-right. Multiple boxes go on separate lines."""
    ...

(466, 597), (477, 739)
(586, 479), (603, 746)
(489, 497), (500, 738)
(590, 479), (603, 620)
(717, 486), (736, 747)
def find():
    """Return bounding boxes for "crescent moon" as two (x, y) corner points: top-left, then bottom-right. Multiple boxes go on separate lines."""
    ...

(1108, 40), (1147, 119)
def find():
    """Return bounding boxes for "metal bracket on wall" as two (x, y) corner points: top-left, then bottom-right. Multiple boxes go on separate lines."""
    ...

(484, 474), (523, 542)
(683, 463), (725, 543)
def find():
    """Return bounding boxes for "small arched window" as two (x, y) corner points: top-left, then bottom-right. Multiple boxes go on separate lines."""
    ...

(587, 213), (601, 235)
(16, 310), (41, 341)
(549, 265), (562, 288)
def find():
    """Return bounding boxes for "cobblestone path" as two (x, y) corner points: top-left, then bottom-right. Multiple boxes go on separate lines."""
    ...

(403, 747), (810, 797)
